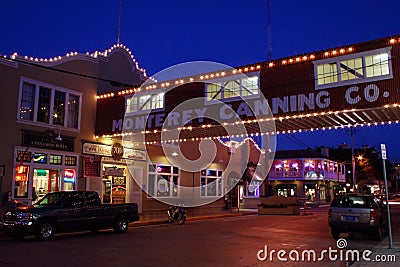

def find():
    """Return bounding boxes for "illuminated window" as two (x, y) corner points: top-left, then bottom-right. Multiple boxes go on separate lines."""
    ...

(37, 86), (51, 123)
(65, 156), (77, 166)
(365, 53), (390, 78)
(340, 58), (363, 81)
(205, 73), (260, 102)
(50, 154), (62, 165)
(200, 169), (223, 197)
(148, 164), (179, 198)
(223, 80), (241, 98)
(242, 76), (259, 96)
(19, 82), (35, 120)
(53, 90), (65, 126)
(314, 47), (392, 89)
(15, 165), (29, 198)
(18, 79), (82, 129)
(317, 63), (338, 85)
(126, 91), (165, 114)
(206, 83), (222, 101)
(67, 94), (79, 128)
(33, 153), (47, 164)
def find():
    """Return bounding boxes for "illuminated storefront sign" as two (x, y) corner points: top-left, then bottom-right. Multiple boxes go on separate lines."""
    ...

(15, 165), (29, 182)
(82, 142), (146, 161)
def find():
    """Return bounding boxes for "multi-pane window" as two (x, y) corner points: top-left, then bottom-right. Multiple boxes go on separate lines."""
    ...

(38, 86), (51, 123)
(148, 164), (179, 198)
(18, 79), (81, 129)
(65, 156), (77, 166)
(317, 63), (338, 85)
(206, 73), (260, 102)
(53, 90), (66, 126)
(365, 53), (390, 78)
(20, 82), (35, 120)
(200, 169), (223, 197)
(224, 80), (241, 99)
(50, 154), (62, 165)
(340, 58), (363, 81)
(314, 48), (392, 89)
(126, 91), (165, 113)
(242, 76), (259, 96)
(68, 94), (79, 128)
(206, 83), (222, 101)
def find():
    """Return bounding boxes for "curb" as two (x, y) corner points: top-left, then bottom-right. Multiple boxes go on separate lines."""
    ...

(130, 211), (258, 227)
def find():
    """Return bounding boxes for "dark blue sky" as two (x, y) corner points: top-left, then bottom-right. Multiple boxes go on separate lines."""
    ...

(1, 0), (400, 159)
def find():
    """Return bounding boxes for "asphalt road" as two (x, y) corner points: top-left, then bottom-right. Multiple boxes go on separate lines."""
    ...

(0, 205), (398, 267)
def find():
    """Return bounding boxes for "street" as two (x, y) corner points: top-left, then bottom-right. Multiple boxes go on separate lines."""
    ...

(0, 205), (398, 267)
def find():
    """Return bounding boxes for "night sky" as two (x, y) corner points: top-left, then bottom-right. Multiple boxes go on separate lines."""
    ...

(1, 0), (400, 159)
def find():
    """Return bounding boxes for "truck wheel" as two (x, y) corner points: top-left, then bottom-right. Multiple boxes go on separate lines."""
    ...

(113, 216), (128, 233)
(330, 227), (340, 240)
(36, 221), (55, 241)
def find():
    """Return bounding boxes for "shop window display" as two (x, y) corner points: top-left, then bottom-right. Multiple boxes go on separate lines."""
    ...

(148, 164), (179, 198)
(200, 169), (223, 197)
(15, 165), (29, 198)
(33, 169), (61, 198)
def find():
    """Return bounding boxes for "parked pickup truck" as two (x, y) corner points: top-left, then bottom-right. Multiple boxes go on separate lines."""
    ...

(1, 191), (139, 240)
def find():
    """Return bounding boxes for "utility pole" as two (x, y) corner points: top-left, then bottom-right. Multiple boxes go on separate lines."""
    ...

(117, 0), (122, 45)
(380, 144), (393, 249)
(267, 0), (272, 61)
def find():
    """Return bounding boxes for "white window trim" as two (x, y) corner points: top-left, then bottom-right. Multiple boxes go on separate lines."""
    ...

(17, 77), (82, 131)
(200, 169), (223, 197)
(313, 47), (393, 90)
(204, 71), (260, 105)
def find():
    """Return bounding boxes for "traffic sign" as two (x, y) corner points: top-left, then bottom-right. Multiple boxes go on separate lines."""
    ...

(381, 144), (387, 160)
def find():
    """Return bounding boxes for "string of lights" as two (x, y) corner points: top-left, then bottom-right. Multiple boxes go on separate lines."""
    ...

(0, 43), (152, 88)
(96, 36), (400, 99)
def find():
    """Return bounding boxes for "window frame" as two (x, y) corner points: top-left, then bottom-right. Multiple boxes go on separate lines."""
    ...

(205, 72), (260, 104)
(200, 169), (223, 197)
(17, 77), (82, 131)
(147, 163), (180, 198)
(125, 89), (165, 115)
(313, 47), (393, 90)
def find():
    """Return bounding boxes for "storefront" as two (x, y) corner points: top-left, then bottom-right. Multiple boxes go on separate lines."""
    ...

(82, 142), (146, 211)
(13, 146), (79, 205)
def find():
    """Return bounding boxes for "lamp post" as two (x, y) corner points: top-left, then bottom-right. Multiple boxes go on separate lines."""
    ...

(351, 128), (356, 191)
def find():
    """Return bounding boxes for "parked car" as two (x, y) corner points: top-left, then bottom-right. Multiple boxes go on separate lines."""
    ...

(0, 191), (139, 240)
(328, 193), (388, 240)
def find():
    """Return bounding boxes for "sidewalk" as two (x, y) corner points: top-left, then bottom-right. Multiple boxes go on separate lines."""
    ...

(350, 236), (400, 266)
(130, 208), (258, 227)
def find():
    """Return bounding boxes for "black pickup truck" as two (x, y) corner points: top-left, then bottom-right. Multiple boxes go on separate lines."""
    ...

(1, 191), (139, 240)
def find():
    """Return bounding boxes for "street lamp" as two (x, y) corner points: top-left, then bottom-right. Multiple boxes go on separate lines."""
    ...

(351, 128), (356, 192)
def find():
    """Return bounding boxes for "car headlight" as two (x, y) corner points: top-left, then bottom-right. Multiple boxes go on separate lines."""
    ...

(16, 212), (33, 221)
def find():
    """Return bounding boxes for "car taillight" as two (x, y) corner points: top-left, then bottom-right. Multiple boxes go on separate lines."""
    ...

(370, 209), (376, 220)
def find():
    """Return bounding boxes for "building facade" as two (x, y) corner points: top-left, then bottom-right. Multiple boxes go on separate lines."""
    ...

(268, 149), (346, 203)
(1, 34), (400, 216)
(0, 44), (147, 206)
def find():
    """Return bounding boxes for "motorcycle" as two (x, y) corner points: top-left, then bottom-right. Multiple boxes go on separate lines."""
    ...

(167, 206), (186, 225)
